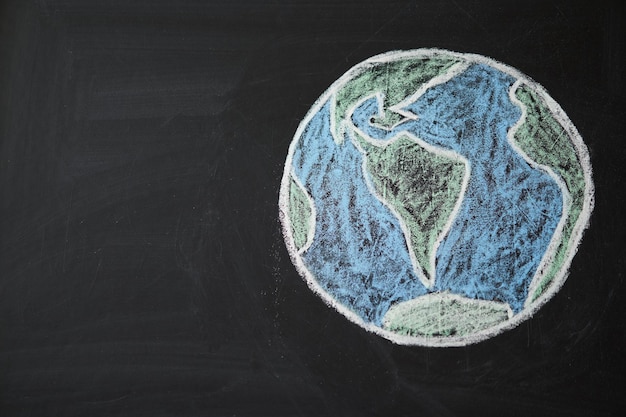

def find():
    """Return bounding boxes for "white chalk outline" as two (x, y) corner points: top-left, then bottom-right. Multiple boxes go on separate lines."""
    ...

(278, 48), (594, 347)
(288, 169), (317, 255)
(507, 80), (573, 308)
(381, 292), (514, 334)
(346, 63), (471, 288)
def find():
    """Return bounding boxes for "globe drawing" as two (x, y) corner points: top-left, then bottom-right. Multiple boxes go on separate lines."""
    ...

(279, 49), (594, 346)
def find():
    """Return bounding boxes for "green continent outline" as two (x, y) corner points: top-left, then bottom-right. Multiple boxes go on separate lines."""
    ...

(514, 84), (586, 302)
(382, 293), (512, 337)
(288, 174), (314, 252)
(332, 57), (460, 143)
(352, 130), (466, 286)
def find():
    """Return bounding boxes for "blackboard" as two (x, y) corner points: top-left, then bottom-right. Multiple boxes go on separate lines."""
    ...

(1, 1), (624, 415)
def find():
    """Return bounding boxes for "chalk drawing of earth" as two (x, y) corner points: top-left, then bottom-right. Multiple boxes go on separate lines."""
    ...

(279, 49), (594, 346)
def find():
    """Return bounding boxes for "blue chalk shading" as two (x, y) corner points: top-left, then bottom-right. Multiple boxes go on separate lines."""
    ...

(291, 101), (428, 325)
(376, 64), (563, 313)
(292, 63), (563, 325)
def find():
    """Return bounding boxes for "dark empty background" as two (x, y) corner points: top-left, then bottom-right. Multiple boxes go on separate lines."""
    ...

(1, 0), (624, 416)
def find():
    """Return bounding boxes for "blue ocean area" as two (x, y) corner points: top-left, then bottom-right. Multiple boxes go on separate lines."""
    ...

(291, 101), (428, 325)
(291, 63), (563, 324)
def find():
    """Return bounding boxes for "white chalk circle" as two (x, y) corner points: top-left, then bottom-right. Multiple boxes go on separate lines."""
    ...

(279, 49), (594, 346)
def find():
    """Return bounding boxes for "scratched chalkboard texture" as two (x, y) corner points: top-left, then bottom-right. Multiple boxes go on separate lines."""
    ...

(1, 0), (624, 416)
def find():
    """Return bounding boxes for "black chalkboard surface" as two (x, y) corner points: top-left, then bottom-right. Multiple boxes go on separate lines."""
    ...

(1, 1), (624, 416)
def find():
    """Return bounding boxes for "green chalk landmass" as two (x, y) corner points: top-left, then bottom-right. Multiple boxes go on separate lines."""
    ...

(383, 293), (511, 337)
(353, 131), (466, 284)
(514, 85), (586, 302)
(333, 57), (459, 141)
(289, 175), (314, 251)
